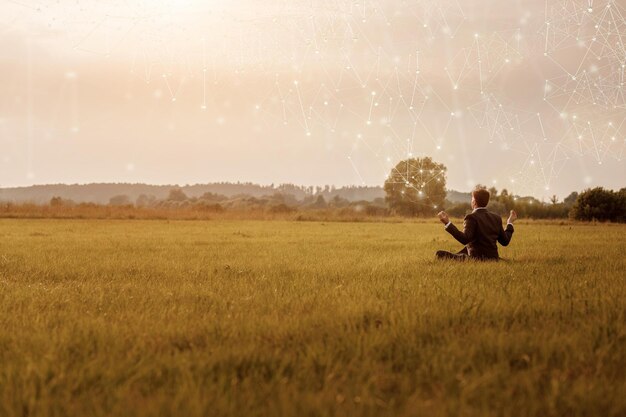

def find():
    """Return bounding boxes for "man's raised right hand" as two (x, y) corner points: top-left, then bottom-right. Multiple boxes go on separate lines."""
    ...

(507, 210), (518, 224)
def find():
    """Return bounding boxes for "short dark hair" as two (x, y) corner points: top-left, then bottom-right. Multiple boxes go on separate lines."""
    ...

(472, 187), (490, 208)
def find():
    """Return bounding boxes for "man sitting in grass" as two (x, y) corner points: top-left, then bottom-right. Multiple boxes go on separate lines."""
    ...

(436, 187), (517, 261)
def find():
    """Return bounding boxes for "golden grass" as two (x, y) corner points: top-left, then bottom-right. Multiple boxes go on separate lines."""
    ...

(0, 219), (624, 417)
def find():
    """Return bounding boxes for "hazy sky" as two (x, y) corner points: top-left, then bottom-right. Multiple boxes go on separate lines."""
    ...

(0, 0), (624, 198)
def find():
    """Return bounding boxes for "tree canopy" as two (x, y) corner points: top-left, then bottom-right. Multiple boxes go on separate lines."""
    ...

(384, 157), (447, 216)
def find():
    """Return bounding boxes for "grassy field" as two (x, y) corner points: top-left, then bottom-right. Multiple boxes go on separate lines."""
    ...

(0, 219), (625, 417)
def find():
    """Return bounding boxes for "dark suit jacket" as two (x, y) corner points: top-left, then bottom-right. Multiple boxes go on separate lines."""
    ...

(445, 208), (514, 260)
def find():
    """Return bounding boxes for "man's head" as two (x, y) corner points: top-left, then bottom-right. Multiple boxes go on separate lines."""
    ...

(471, 187), (490, 209)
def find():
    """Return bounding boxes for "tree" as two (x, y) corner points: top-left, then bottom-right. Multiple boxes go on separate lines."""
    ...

(619, 189), (626, 222)
(136, 194), (156, 207)
(497, 188), (514, 211)
(330, 195), (349, 208)
(50, 196), (74, 207)
(550, 195), (559, 205)
(168, 188), (188, 202)
(109, 195), (131, 206)
(384, 157), (447, 216)
(563, 191), (578, 207)
(307, 195), (327, 209)
(570, 187), (623, 222)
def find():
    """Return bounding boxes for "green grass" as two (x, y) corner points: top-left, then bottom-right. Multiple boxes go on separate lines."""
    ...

(0, 219), (625, 417)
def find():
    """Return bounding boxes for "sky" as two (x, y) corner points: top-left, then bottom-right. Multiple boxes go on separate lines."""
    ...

(0, 0), (624, 199)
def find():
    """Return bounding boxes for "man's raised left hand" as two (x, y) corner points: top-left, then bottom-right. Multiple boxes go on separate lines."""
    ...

(437, 211), (450, 225)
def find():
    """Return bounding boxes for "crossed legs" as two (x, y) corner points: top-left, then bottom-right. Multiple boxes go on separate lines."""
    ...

(436, 246), (469, 261)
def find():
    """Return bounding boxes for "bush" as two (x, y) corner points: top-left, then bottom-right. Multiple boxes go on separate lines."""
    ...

(364, 205), (389, 217)
(446, 203), (471, 218)
(109, 195), (131, 206)
(50, 196), (75, 207)
(486, 200), (507, 216)
(268, 204), (295, 214)
(195, 202), (224, 213)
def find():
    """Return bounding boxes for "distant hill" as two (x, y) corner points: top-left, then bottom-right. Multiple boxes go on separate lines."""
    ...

(446, 189), (471, 204)
(0, 182), (472, 205)
(0, 183), (382, 205)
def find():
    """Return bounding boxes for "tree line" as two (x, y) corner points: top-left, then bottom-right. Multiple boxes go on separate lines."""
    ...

(5, 157), (624, 222)
(43, 183), (625, 223)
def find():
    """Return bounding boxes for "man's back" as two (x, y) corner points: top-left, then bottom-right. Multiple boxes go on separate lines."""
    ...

(445, 208), (514, 259)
